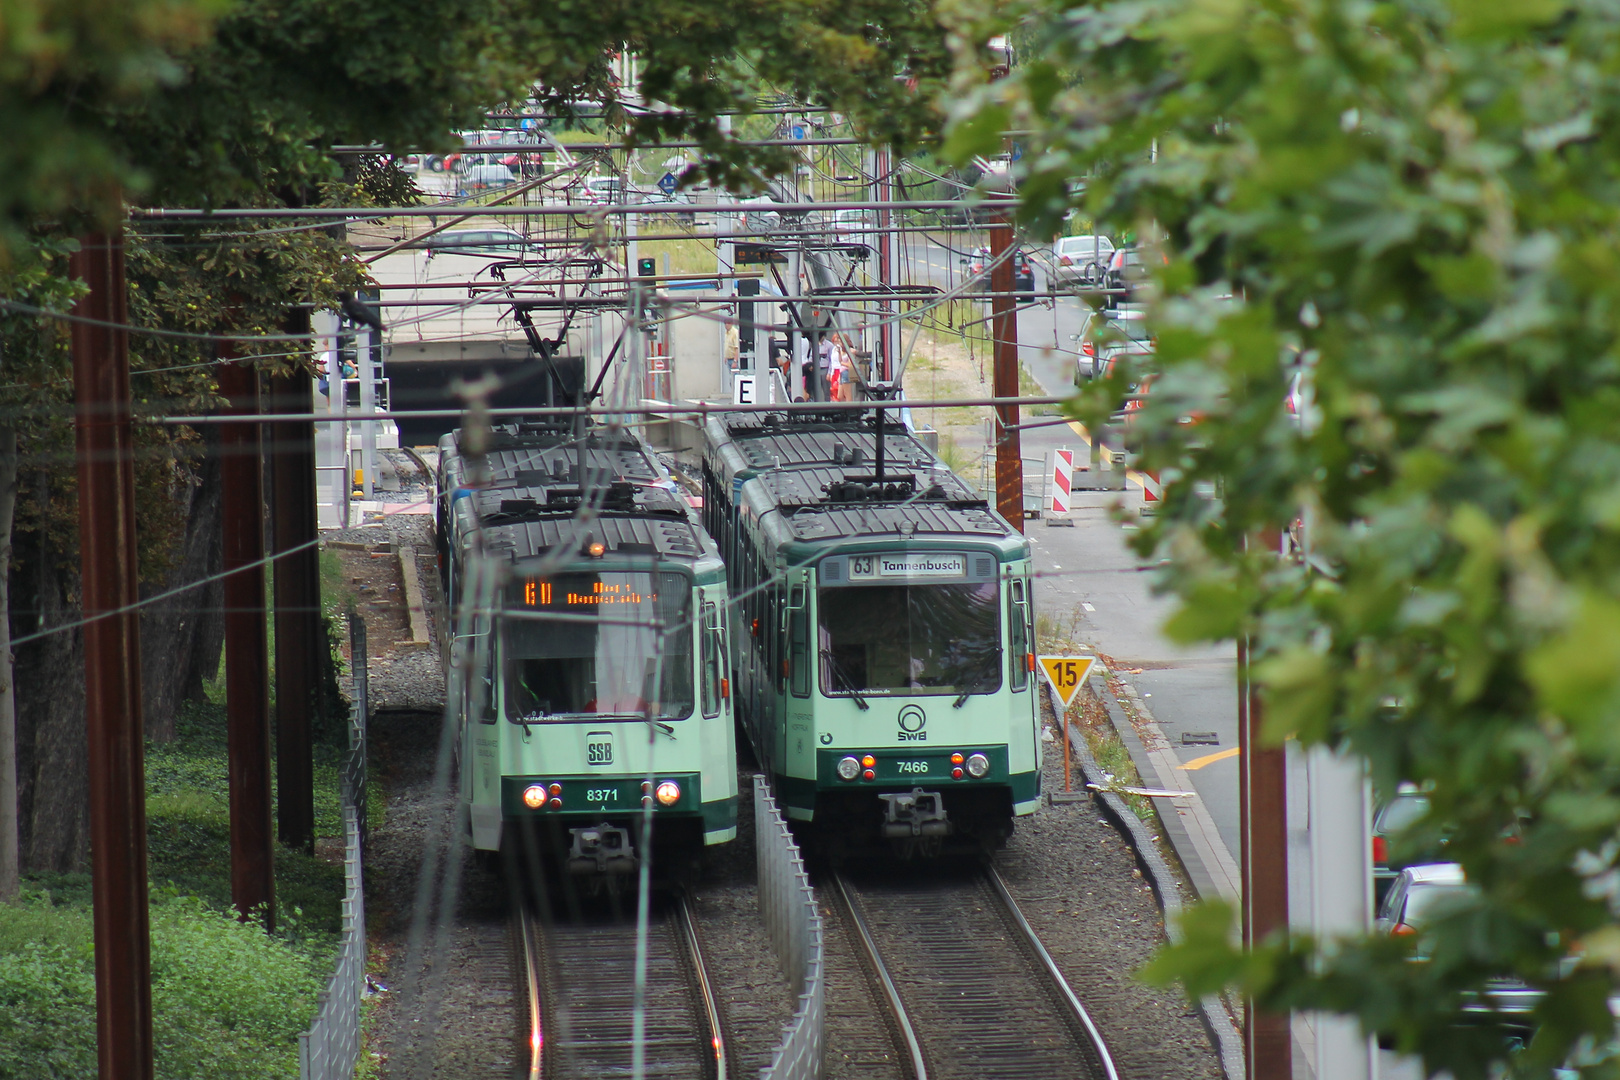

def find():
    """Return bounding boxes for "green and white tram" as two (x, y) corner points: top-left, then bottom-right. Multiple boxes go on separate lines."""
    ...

(702, 411), (1039, 853)
(438, 423), (738, 873)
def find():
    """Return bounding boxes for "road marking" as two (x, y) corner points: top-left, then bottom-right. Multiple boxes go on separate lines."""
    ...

(1081, 602), (1095, 612)
(1178, 746), (1239, 771)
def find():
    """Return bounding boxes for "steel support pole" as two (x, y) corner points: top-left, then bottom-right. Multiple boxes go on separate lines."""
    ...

(218, 356), (276, 929)
(269, 312), (318, 855)
(988, 216), (1024, 532)
(72, 230), (154, 1080)
(1240, 635), (1291, 1080)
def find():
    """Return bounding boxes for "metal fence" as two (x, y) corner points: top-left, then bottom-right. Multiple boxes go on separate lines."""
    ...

(754, 775), (825, 1080)
(299, 615), (370, 1080)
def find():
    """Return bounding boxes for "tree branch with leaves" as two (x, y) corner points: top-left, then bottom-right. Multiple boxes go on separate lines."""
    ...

(945, 0), (1620, 1075)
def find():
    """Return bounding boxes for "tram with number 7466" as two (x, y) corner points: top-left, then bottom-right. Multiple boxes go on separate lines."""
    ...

(701, 408), (1040, 856)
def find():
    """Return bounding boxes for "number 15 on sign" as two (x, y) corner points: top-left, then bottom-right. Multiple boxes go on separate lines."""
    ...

(1039, 655), (1096, 707)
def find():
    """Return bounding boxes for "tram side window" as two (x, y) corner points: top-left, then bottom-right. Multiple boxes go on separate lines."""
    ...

(1009, 580), (1030, 691)
(788, 586), (809, 697)
(701, 602), (722, 718)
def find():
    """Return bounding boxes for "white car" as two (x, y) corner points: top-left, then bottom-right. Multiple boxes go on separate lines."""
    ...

(583, 176), (625, 204)
(459, 163), (515, 193)
(1052, 234), (1114, 287)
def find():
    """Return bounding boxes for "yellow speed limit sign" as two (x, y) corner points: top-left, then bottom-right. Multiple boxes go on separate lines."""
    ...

(1039, 655), (1097, 708)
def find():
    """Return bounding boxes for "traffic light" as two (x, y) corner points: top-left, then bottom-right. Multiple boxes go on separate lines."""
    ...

(637, 256), (656, 279)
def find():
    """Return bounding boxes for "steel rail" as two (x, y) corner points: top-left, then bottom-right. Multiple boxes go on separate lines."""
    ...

(673, 890), (729, 1080)
(518, 905), (544, 1080)
(829, 872), (928, 1080)
(982, 864), (1122, 1080)
(519, 891), (727, 1080)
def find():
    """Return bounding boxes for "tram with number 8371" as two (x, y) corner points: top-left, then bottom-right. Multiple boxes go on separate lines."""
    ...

(437, 420), (737, 876)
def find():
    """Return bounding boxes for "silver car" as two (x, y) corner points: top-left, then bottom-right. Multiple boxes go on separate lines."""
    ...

(1052, 234), (1114, 287)
(1377, 863), (1543, 1028)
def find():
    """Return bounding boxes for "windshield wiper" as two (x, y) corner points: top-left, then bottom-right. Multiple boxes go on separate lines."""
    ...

(820, 650), (869, 711)
(953, 676), (995, 709)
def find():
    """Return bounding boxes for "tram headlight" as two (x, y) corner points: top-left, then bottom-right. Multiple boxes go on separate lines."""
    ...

(655, 780), (682, 806)
(836, 756), (861, 781)
(966, 753), (991, 778)
(522, 784), (547, 809)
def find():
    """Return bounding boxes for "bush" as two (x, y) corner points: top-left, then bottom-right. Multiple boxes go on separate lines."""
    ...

(0, 892), (321, 1080)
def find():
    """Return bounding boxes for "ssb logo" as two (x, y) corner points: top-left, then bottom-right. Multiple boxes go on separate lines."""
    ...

(897, 705), (927, 742)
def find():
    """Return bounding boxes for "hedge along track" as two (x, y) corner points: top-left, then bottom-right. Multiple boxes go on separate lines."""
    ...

(829, 863), (1120, 1080)
(517, 889), (727, 1080)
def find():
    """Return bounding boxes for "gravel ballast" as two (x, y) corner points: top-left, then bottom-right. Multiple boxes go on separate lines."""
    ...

(993, 713), (1225, 1080)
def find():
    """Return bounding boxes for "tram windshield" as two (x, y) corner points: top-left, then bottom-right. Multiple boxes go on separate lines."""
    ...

(500, 571), (693, 721)
(818, 582), (1001, 696)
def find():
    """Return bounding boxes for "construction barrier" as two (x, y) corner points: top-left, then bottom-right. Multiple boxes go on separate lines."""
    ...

(1045, 448), (1075, 526)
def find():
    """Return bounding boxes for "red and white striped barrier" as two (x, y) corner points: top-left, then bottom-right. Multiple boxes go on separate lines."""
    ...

(1139, 468), (1163, 508)
(1046, 448), (1075, 526)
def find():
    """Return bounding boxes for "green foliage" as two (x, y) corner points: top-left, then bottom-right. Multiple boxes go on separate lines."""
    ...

(0, 0), (229, 254)
(946, 0), (1620, 1074)
(3, 0), (954, 261)
(146, 701), (346, 944)
(0, 891), (320, 1079)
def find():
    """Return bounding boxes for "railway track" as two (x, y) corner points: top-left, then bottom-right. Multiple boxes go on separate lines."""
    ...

(517, 890), (728, 1080)
(829, 863), (1120, 1080)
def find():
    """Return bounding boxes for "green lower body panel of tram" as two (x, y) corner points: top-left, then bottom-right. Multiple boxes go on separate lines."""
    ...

(496, 774), (736, 838)
(773, 747), (1039, 845)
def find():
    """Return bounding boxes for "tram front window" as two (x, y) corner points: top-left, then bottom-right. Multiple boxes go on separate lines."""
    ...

(501, 571), (693, 721)
(818, 582), (1001, 696)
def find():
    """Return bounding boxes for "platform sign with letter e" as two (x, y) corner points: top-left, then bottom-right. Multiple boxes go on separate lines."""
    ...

(1040, 655), (1096, 707)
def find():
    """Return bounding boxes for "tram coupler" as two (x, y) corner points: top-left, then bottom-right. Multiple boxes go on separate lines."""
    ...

(877, 789), (951, 839)
(566, 823), (638, 875)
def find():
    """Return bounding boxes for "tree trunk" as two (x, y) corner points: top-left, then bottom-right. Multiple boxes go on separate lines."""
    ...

(13, 481), (90, 875)
(11, 428), (224, 874)
(139, 433), (225, 741)
(0, 426), (17, 902)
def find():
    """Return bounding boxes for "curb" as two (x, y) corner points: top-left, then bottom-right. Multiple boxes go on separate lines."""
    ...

(1048, 682), (1246, 1080)
(1093, 672), (1243, 903)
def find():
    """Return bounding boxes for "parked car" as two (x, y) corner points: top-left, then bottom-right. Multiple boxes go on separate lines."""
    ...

(1373, 783), (1432, 906)
(1105, 247), (1158, 300)
(1376, 863), (1543, 1030)
(1052, 234), (1114, 287)
(963, 246), (1035, 292)
(1073, 306), (1153, 381)
(583, 176), (625, 205)
(419, 228), (534, 258)
(459, 163), (516, 193)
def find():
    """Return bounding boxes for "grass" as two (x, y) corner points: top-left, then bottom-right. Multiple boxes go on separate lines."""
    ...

(1, 698), (354, 1079)
(0, 890), (324, 1079)
(934, 429), (979, 475)
(635, 236), (719, 276)
(925, 298), (993, 353)
(144, 701), (350, 946)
